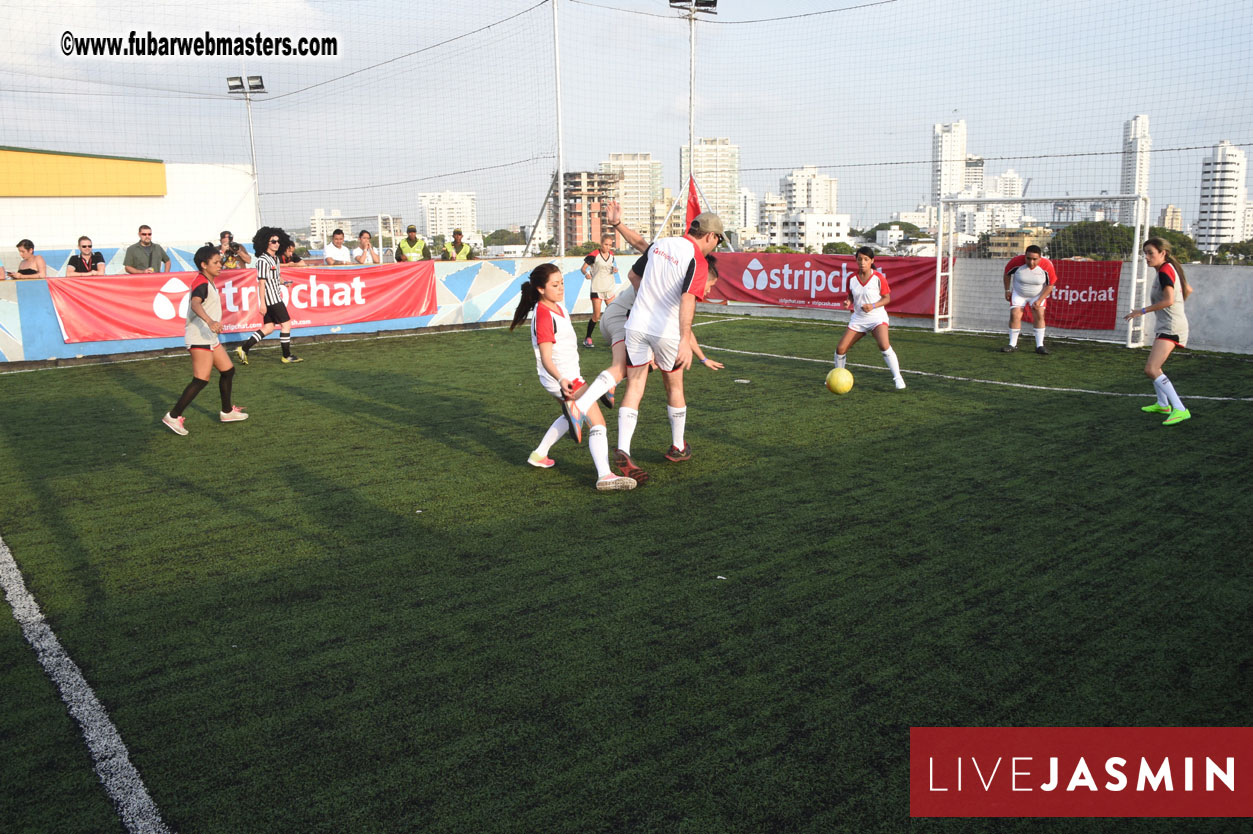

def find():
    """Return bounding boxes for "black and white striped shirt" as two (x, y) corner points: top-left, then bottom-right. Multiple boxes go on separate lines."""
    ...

(257, 254), (283, 306)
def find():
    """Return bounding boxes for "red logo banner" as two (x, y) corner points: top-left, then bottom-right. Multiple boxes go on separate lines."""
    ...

(1023, 260), (1122, 330)
(46, 262), (437, 343)
(911, 727), (1253, 817)
(710, 253), (936, 316)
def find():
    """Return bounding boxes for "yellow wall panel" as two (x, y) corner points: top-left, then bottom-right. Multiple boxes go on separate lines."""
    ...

(0, 147), (166, 197)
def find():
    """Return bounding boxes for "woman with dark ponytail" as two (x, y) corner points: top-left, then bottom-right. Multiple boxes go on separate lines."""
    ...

(511, 263), (636, 490)
(1125, 237), (1194, 425)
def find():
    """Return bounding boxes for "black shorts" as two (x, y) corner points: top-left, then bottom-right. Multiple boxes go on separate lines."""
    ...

(590, 291), (606, 300)
(1156, 334), (1184, 346)
(263, 302), (291, 325)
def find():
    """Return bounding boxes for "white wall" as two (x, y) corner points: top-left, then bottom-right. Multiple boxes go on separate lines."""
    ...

(0, 163), (256, 251)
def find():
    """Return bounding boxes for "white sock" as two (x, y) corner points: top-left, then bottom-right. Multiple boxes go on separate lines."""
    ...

(588, 425), (611, 478)
(1008, 328), (1021, 347)
(535, 415), (566, 457)
(834, 352), (846, 369)
(667, 405), (688, 450)
(882, 347), (902, 380)
(617, 407), (639, 455)
(1154, 374), (1185, 411)
(574, 369), (617, 413)
(1035, 327), (1046, 348)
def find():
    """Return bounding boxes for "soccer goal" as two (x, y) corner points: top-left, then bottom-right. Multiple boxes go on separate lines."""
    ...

(935, 195), (1151, 347)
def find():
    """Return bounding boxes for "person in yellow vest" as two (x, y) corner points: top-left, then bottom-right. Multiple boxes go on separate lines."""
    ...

(395, 224), (431, 262)
(442, 229), (475, 261)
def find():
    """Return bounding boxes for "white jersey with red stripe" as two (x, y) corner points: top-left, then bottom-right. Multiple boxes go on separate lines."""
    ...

(1004, 254), (1057, 299)
(624, 235), (709, 341)
(847, 269), (891, 330)
(530, 301), (581, 388)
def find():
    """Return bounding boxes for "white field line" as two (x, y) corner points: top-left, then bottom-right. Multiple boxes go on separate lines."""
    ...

(697, 344), (1253, 402)
(0, 534), (171, 834)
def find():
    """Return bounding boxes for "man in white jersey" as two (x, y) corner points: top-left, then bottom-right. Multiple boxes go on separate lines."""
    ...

(1002, 245), (1057, 354)
(323, 229), (353, 266)
(612, 212), (722, 463)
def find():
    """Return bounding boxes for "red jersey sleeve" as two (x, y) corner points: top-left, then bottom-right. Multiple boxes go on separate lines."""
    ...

(875, 270), (891, 296)
(533, 305), (556, 344)
(681, 238), (709, 301)
(1040, 258), (1058, 286)
(1004, 254), (1025, 276)
(1158, 263), (1177, 288)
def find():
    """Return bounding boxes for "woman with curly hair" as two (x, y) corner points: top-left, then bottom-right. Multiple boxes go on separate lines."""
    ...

(235, 226), (303, 364)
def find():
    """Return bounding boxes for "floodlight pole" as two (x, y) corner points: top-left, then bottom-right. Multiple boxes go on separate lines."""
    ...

(244, 88), (261, 231)
(552, 0), (565, 256)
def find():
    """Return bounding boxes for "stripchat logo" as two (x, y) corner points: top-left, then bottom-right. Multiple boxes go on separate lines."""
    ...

(910, 727), (1253, 818)
(741, 257), (857, 299)
(152, 277), (191, 320)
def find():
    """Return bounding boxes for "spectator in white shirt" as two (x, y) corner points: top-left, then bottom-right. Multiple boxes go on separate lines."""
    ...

(352, 230), (381, 265)
(323, 229), (353, 265)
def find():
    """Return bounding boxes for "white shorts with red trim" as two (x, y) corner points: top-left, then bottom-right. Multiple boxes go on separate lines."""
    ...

(625, 328), (680, 371)
(1010, 289), (1048, 309)
(600, 305), (629, 345)
(847, 310), (889, 333)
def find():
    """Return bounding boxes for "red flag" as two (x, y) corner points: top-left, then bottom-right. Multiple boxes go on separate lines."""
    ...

(685, 175), (702, 229)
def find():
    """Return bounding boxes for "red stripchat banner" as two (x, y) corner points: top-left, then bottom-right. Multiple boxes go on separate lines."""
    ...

(46, 262), (437, 343)
(1022, 260), (1123, 330)
(911, 727), (1253, 817)
(710, 253), (936, 315)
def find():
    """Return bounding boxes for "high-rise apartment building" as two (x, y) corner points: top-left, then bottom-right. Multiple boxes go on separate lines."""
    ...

(780, 166), (837, 215)
(932, 120), (967, 206)
(964, 156), (984, 193)
(600, 153), (663, 239)
(1157, 204), (1183, 232)
(1119, 115), (1151, 225)
(419, 191), (477, 239)
(739, 188), (759, 233)
(680, 137), (741, 230)
(1197, 140), (1248, 253)
(557, 171), (621, 249)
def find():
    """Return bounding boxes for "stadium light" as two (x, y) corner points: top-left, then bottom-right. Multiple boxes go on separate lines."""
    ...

(669, 0), (718, 12)
(226, 75), (267, 231)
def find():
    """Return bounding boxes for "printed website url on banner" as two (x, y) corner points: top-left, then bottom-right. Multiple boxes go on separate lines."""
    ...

(61, 31), (338, 58)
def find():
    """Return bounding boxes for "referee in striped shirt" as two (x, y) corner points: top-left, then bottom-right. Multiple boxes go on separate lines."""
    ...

(235, 226), (303, 364)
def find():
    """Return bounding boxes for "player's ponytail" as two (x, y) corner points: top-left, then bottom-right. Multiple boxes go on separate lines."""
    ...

(1145, 237), (1192, 300)
(510, 262), (561, 330)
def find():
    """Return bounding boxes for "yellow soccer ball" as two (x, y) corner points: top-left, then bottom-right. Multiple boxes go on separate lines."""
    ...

(825, 367), (854, 395)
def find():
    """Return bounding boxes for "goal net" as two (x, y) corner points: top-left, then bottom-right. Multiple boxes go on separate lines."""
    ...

(935, 195), (1152, 346)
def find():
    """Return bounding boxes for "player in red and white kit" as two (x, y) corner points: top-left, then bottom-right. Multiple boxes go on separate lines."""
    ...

(509, 262), (636, 491)
(833, 247), (907, 389)
(580, 212), (723, 464)
(1002, 245), (1058, 354)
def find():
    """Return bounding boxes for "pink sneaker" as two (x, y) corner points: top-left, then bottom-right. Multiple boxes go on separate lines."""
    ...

(162, 413), (188, 436)
(220, 405), (249, 423)
(527, 451), (555, 468)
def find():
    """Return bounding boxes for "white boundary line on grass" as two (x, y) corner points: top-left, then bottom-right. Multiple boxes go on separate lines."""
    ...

(0, 534), (171, 834)
(697, 344), (1253, 402)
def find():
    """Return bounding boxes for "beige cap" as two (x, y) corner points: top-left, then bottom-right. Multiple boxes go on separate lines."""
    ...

(690, 212), (726, 237)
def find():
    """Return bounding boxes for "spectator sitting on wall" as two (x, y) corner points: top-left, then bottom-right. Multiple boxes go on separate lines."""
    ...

(220, 230), (252, 268)
(66, 236), (107, 276)
(323, 229), (353, 265)
(280, 241), (305, 266)
(124, 225), (171, 274)
(352, 230), (381, 265)
(442, 229), (475, 261)
(7, 239), (47, 279)
(395, 225), (431, 262)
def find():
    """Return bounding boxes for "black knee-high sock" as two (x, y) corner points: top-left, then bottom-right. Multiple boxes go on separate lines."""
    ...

(585, 319), (596, 339)
(218, 367), (235, 412)
(171, 378), (208, 417)
(280, 333), (291, 358)
(242, 330), (264, 353)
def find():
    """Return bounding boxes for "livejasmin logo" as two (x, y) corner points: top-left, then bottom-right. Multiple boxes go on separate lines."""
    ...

(910, 727), (1253, 818)
(741, 257), (861, 300)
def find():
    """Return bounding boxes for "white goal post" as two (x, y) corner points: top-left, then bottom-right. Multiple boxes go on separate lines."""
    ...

(935, 194), (1151, 347)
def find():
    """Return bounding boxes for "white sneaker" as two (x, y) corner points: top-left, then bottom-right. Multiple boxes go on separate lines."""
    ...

(894, 376), (907, 390)
(596, 474), (637, 491)
(162, 412), (188, 436)
(220, 405), (249, 422)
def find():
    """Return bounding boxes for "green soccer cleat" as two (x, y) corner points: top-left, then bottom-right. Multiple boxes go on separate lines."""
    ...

(1162, 408), (1191, 426)
(1141, 403), (1172, 414)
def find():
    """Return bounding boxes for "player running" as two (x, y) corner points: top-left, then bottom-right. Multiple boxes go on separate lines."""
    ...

(1001, 244), (1058, 354)
(510, 262), (636, 491)
(161, 245), (248, 435)
(1124, 237), (1194, 425)
(235, 227), (302, 365)
(833, 246), (907, 389)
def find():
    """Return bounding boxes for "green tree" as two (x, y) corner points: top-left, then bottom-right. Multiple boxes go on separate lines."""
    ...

(485, 228), (524, 246)
(863, 221), (920, 238)
(1047, 221), (1133, 260)
(822, 242), (855, 255)
(1149, 227), (1201, 262)
(565, 240), (599, 257)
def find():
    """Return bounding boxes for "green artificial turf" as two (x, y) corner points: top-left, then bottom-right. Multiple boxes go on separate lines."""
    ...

(0, 317), (1249, 833)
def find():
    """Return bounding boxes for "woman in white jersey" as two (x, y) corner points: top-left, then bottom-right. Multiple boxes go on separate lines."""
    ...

(161, 245), (249, 435)
(1124, 237), (1193, 425)
(509, 263), (636, 491)
(833, 246), (906, 390)
(580, 235), (618, 347)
